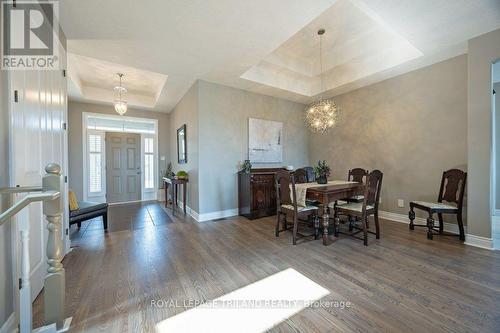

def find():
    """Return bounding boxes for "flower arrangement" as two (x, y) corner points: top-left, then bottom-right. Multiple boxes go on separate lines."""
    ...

(314, 160), (331, 184)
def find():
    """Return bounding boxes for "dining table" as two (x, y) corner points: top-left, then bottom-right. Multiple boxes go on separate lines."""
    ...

(299, 181), (365, 245)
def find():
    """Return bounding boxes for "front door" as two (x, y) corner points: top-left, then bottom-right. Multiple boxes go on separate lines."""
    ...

(106, 132), (141, 203)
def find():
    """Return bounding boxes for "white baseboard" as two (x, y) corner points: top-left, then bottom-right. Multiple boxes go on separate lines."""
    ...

(174, 200), (238, 222)
(157, 189), (165, 201)
(0, 313), (17, 333)
(197, 209), (239, 222)
(464, 234), (494, 250)
(185, 204), (200, 221)
(378, 210), (466, 235)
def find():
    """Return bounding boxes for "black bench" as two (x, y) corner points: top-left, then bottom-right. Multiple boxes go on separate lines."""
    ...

(70, 201), (108, 231)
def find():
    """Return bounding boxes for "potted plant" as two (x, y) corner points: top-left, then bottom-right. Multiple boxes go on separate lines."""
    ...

(176, 170), (188, 180)
(241, 160), (252, 173)
(314, 160), (331, 184)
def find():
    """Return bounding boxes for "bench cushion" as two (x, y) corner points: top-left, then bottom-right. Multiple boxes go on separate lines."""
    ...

(70, 201), (108, 218)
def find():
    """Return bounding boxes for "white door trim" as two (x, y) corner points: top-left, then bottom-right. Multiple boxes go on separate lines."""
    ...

(82, 112), (159, 202)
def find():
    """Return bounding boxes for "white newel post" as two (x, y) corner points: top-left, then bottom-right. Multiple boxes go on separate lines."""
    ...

(42, 163), (66, 330)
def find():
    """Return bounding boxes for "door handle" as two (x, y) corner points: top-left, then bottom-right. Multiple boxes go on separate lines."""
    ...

(137, 172), (141, 175)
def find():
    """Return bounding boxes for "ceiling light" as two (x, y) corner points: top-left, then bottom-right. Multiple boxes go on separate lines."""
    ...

(114, 73), (128, 116)
(305, 29), (338, 134)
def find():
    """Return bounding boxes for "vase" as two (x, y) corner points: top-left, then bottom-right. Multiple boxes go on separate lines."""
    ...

(317, 176), (327, 184)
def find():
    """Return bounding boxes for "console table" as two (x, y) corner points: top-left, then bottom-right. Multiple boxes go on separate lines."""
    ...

(163, 177), (188, 215)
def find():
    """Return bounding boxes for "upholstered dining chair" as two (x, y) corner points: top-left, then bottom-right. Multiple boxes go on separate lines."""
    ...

(409, 169), (467, 241)
(333, 170), (383, 246)
(275, 170), (319, 245)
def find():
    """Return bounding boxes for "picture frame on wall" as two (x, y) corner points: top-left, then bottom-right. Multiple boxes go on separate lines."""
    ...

(177, 124), (187, 164)
(248, 118), (283, 163)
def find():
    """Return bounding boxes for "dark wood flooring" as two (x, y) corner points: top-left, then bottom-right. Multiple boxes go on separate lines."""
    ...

(33, 202), (500, 332)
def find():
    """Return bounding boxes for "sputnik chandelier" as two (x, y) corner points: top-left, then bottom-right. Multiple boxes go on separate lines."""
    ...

(305, 29), (338, 133)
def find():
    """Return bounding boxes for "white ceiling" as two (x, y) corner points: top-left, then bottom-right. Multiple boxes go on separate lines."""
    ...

(60, 0), (500, 112)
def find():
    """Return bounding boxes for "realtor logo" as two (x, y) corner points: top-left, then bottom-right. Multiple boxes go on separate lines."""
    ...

(1, 0), (60, 70)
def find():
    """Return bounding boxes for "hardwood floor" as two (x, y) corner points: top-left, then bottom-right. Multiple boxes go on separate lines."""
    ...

(33, 202), (500, 332)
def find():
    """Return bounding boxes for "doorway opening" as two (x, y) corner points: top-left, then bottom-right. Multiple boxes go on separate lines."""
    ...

(82, 112), (158, 204)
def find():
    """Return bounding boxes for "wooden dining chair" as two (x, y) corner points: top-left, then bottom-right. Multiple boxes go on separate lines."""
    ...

(303, 166), (316, 182)
(293, 168), (309, 184)
(349, 168), (369, 183)
(409, 169), (467, 241)
(275, 170), (319, 245)
(334, 170), (383, 246)
(344, 168), (369, 202)
(328, 168), (369, 229)
(295, 167), (320, 206)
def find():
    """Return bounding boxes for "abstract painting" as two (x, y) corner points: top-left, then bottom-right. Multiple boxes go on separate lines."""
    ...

(248, 118), (283, 163)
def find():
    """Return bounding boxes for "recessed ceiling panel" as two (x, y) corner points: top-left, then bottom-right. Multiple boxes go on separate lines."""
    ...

(242, 0), (423, 96)
(68, 53), (168, 109)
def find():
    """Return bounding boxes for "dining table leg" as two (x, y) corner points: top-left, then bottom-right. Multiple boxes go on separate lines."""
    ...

(322, 203), (329, 246)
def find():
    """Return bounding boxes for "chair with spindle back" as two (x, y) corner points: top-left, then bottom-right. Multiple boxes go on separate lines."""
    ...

(275, 170), (319, 245)
(409, 169), (467, 241)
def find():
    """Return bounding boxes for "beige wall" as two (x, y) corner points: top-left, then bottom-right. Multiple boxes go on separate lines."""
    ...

(169, 82), (200, 212)
(309, 55), (468, 221)
(68, 101), (170, 200)
(0, 63), (13, 327)
(468, 28), (500, 239)
(198, 80), (309, 214)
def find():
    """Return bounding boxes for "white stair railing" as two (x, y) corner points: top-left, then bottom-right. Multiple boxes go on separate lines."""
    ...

(0, 163), (72, 333)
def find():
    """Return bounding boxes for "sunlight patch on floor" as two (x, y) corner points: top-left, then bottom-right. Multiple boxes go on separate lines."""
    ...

(155, 268), (330, 333)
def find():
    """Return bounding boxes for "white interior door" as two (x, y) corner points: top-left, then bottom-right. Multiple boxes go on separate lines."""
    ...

(9, 64), (68, 302)
(106, 132), (142, 203)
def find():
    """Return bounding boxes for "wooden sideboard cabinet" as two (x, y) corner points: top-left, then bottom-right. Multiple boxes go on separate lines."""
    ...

(238, 168), (285, 220)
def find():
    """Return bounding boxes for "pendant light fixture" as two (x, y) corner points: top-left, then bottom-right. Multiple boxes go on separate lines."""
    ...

(305, 29), (338, 133)
(114, 73), (128, 116)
